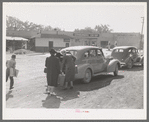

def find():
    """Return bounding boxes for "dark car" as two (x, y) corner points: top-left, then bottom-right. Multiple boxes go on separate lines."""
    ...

(111, 46), (144, 69)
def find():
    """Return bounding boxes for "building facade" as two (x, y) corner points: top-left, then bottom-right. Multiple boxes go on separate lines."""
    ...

(6, 30), (143, 52)
(31, 34), (73, 52)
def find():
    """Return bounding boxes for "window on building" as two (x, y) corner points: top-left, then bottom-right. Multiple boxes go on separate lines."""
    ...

(85, 41), (89, 45)
(64, 39), (70, 42)
(75, 39), (80, 42)
(101, 41), (108, 48)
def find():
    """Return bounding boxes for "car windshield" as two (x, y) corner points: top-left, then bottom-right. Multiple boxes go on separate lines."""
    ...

(67, 50), (78, 57)
(113, 49), (124, 53)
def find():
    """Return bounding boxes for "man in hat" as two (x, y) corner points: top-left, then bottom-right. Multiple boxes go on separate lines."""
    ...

(45, 49), (60, 95)
(61, 50), (76, 90)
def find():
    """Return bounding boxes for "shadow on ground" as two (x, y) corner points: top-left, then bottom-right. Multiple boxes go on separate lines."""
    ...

(6, 91), (13, 101)
(119, 65), (143, 71)
(42, 95), (61, 108)
(74, 74), (124, 91)
(42, 74), (124, 107)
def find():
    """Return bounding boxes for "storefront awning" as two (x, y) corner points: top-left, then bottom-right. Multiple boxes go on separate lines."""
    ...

(6, 36), (29, 41)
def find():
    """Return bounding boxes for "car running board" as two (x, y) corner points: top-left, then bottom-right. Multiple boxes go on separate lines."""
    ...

(93, 72), (111, 76)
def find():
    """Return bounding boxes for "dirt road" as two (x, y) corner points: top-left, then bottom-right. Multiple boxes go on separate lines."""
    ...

(5, 53), (144, 109)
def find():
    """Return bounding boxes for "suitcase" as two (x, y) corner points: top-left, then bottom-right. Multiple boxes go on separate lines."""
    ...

(14, 69), (19, 77)
(58, 73), (65, 86)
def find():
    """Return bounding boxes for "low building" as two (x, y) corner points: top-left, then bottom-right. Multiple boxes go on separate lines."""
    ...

(6, 36), (28, 52)
(112, 33), (142, 48)
(6, 30), (39, 39)
(6, 30), (143, 52)
(70, 32), (142, 49)
(30, 33), (73, 52)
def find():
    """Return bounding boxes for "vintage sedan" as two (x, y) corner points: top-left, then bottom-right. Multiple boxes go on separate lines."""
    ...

(60, 46), (120, 83)
(111, 46), (144, 69)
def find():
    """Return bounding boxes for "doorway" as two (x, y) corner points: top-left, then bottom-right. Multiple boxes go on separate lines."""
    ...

(49, 41), (53, 50)
(101, 41), (108, 48)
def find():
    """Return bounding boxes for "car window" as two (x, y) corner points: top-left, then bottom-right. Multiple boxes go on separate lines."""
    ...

(113, 49), (124, 53)
(97, 49), (102, 56)
(114, 49), (119, 52)
(89, 49), (96, 57)
(128, 49), (132, 52)
(132, 49), (136, 53)
(67, 50), (78, 57)
(136, 49), (138, 53)
(119, 49), (124, 52)
(84, 51), (89, 58)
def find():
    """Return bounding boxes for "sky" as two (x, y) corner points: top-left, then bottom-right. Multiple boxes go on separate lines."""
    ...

(3, 2), (146, 33)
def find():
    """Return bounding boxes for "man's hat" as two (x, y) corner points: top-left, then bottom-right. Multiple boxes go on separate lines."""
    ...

(49, 48), (56, 54)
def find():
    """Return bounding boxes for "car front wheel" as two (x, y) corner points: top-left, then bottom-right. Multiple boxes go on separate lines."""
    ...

(114, 64), (118, 76)
(83, 69), (92, 83)
(127, 59), (133, 69)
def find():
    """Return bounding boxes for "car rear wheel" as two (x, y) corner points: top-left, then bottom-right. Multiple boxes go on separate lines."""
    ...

(114, 64), (118, 76)
(127, 59), (133, 69)
(83, 69), (92, 83)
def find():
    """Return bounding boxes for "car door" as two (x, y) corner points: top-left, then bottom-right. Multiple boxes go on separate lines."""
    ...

(85, 49), (100, 74)
(96, 49), (106, 72)
(131, 48), (138, 62)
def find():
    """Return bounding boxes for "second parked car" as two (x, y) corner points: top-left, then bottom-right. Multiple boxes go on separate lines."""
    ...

(111, 46), (144, 69)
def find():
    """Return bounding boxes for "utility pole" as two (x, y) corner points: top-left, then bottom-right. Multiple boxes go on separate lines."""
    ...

(140, 17), (144, 49)
(141, 17), (144, 35)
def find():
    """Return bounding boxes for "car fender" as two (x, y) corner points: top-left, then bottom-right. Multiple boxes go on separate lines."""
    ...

(75, 63), (93, 79)
(107, 59), (120, 72)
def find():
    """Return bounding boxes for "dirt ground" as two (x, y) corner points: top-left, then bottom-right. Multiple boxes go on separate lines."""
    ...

(5, 50), (144, 109)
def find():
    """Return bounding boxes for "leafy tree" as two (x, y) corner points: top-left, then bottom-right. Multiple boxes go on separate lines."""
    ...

(74, 24), (113, 33)
(6, 16), (24, 31)
(6, 16), (57, 32)
(74, 27), (95, 33)
(95, 24), (113, 33)
(44, 25), (53, 31)
(6, 16), (113, 33)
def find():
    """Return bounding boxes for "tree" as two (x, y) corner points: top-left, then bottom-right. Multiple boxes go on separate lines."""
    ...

(95, 24), (113, 33)
(74, 24), (113, 33)
(6, 16), (58, 32)
(6, 16), (24, 31)
(44, 25), (53, 31)
(74, 27), (95, 33)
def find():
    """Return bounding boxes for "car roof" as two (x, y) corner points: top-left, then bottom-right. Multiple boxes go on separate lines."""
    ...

(113, 46), (137, 50)
(61, 46), (101, 51)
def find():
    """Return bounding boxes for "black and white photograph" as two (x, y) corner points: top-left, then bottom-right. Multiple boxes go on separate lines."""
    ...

(3, 2), (147, 120)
